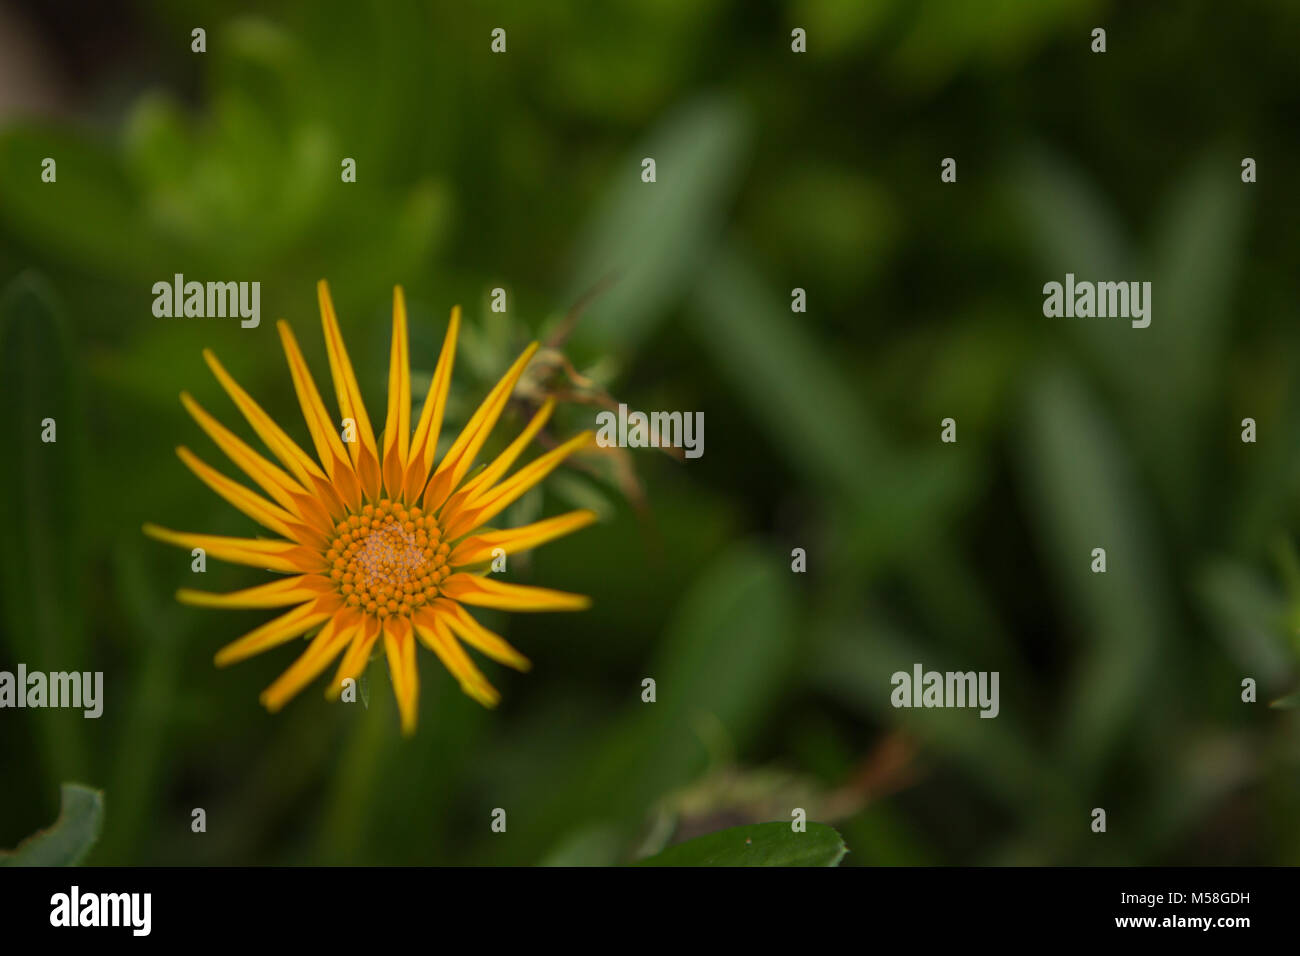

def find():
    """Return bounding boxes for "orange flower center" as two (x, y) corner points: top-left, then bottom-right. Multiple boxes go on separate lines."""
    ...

(325, 499), (449, 618)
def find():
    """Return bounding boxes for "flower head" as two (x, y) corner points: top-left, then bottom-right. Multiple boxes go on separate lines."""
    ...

(146, 281), (596, 733)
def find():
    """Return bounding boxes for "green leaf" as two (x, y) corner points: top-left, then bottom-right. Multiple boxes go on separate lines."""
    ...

(97, 540), (191, 863)
(1016, 364), (1169, 783)
(566, 94), (749, 352)
(1195, 558), (1292, 683)
(635, 822), (846, 867)
(584, 543), (799, 817)
(0, 274), (89, 784)
(0, 784), (104, 866)
(1008, 145), (1137, 393)
(538, 823), (626, 867)
(1013, 150), (1249, 528)
(690, 246), (884, 497)
(1010, 142), (1132, 279)
(1136, 156), (1247, 524)
(1148, 154), (1246, 401)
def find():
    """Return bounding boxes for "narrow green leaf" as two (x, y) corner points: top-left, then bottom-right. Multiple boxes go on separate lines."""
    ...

(1008, 145), (1136, 390)
(636, 822), (846, 867)
(0, 273), (88, 784)
(1139, 156), (1247, 523)
(98, 540), (190, 863)
(1016, 364), (1168, 782)
(566, 94), (749, 351)
(1010, 142), (1132, 279)
(690, 246), (883, 497)
(0, 784), (104, 867)
(1195, 558), (1292, 683)
(1148, 154), (1246, 403)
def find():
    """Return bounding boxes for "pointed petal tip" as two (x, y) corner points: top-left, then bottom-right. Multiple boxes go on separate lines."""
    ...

(316, 281), (336, 319)
(471, 687), (501, 709)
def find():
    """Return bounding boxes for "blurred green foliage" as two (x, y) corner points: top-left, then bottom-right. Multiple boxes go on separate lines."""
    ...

(2, 0), (1300, 865)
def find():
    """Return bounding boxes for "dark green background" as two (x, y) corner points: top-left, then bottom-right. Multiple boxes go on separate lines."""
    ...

(2, 0), (1299, 865)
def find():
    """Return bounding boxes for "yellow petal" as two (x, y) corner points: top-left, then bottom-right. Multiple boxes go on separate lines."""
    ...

(382, 616), (419, 735)
(448, 509), (597, 567)
(177, 574), (332, 609)
(441, 398), (554, 520)
(438, 574), (591, 612)
(277, 320), (364, 511)
(281, 484), (344, 538)
(261, 610), (361, 712)
(433, 598), (530, 671)
(176, 446), (327, 548)
(203, 348), (332, 495)
(317, 280), (382, 500)
(327, 614), (381, 699)
(382, 287), (412, 498)
(403, 306), (461, 501)
(441, 431), (594, 540)
(180, 392), (331, 532)
(143, 524), (325, 573)
(214, 596), (340, 667)
(411, 606), (500, 707)
(301, 470), (349, 523)
(422, 342), (539, 513)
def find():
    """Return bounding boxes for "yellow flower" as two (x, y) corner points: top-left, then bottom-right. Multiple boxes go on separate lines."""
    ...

(145, 281), (596, 733)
